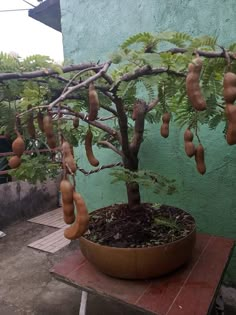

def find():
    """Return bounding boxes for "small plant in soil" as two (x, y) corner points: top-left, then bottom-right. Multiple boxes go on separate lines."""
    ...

(1, 32), (236, 247)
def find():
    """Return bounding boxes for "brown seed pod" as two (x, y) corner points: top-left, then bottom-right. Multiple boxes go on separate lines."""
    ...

(12, 133), (25, 157)
(43, 114), (54, 136)
(64, 214), (75, 225)
(88, 82), (99, 121)
(62, 141), (77, 173)
(37, 111), (44, 132)
(8, 155), (21, 169)
(73, 117), (79, 128)
(186, 57), (207, 111)
(184, 129), (195, 157)
(194, 144), (206, 175)
(85, 129), (99, 167)
(64, 191), (89, 240)
(225, 104), (236, 145)
(43, 114), (56, 148)
(160, 113), (171, 138)
(27, 112), (36, 138)
(223, 72), (236, 103)
(60, 179), (75, 224)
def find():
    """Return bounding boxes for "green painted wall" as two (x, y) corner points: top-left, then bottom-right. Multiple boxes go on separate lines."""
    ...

(60, 0), (236, 284)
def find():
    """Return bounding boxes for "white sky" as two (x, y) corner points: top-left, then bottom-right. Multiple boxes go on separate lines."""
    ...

(0, 0), (64, 62)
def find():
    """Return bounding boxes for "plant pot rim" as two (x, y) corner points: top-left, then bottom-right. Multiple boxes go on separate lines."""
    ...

(81, 204), (196, 250)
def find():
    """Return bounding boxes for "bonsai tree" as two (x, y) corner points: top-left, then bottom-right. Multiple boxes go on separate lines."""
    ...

(1, 32), (236, 278)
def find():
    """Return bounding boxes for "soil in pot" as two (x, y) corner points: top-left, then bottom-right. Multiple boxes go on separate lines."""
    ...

(83, 203), (196, 248)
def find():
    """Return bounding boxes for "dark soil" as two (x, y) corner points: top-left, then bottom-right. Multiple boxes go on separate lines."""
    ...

(84, 203), (196, 248)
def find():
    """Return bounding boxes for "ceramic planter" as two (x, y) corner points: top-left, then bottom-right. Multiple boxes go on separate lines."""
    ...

(79, 207), (196, 280)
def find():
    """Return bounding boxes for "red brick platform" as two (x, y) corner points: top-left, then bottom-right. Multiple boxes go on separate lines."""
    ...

(50, 234), (234, 315)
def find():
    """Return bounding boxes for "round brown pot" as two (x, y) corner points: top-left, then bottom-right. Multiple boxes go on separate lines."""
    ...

(79, 207), (196, 280)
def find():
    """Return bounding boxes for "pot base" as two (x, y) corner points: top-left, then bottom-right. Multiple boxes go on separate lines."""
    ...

(79, 206), (196, 280)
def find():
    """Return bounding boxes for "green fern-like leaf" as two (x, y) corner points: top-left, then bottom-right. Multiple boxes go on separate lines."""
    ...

(156, 31), (192, 48)
(120, 32), (157, 51)
(208, 112), (225, 129)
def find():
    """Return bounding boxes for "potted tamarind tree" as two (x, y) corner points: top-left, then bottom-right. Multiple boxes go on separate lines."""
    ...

(3, 32), (236, 279)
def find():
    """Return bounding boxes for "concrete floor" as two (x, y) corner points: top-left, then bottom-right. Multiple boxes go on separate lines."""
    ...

(0, 220), (235, 315)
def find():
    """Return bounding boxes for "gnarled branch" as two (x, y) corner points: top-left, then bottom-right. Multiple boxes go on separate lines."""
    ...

(98, 141), (124, 157)
(0, 62), (101, 81)
(48, 62), (111, 109)
(130, 100), (147, 155)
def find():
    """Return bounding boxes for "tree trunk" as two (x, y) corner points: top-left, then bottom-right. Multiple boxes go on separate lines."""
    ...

(123, 154), (141, 209)
(126, 181), (141, 209)
(114, 98), (147, 210)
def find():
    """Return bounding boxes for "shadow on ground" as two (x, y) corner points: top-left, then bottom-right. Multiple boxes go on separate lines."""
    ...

(0, 219), (235, 314)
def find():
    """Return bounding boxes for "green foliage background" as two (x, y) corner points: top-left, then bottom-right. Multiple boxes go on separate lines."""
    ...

(0, 32), (235, 184)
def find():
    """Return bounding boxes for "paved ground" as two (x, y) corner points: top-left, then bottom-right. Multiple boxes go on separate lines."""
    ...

(0, 220), (235, 315)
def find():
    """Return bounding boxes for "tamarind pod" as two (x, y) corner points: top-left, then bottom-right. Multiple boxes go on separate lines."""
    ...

(160, 123), (169, 138)
(184, 128), (194, 142)
(195, 144), (206, 175)
(184, 129), (195, 157)
(162, 112), (171, 124)
(85, 129), (99, 167)
(63, 204), (75, 224)
(160, 113), (171, 138)
(62, 141), (77, 173)
(64, 214), (75, 225)
(43, 114), (54, 137)
(12, 134), (25, 157)
(60, 179), (75, 224)
(62, 141), (74, 158)
(64, 156), (77, 173)
(88, 82), (99, 121)
(64, 192), (89, 240)
(43, 115), (57, 148)
(37, 112), (44, 132)
(223, 72), (236, 103)
(225, 104), (236, 145)
(184, 142), (195, 157)
(60, 179), (74, 203)
(8, 155), (21, 169)
(47, 134), (57, 149)
(27, 112), (36, 138)
(63, 203), (74, 217)
(62, 141), (71, 155)
(186, 57), (207, 111)
(73, 117), (79, 128)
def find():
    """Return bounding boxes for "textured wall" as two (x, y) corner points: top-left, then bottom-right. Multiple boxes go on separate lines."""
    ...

(0, 180), (58, 228)
(60, 0), (236, 284)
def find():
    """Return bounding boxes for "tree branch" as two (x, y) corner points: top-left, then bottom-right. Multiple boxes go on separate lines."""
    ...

(165, 47), (236, 60)
(119, 65), (186, 83)
(48, 62), (111, 110)
(77, 162), (123, 176)
(62, 66), (101, 94)
(113, 97), (130, 157)
(98, 141), (124, 157)
(100, 103), (118, 116)
(130, 100), (147, 155)
(147, 98), (159, 112)
(59, 109), (120, 142)
(0, 62), (102, 81)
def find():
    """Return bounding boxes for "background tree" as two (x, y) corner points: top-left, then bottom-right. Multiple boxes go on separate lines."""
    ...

(0, 32), (236, 210)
